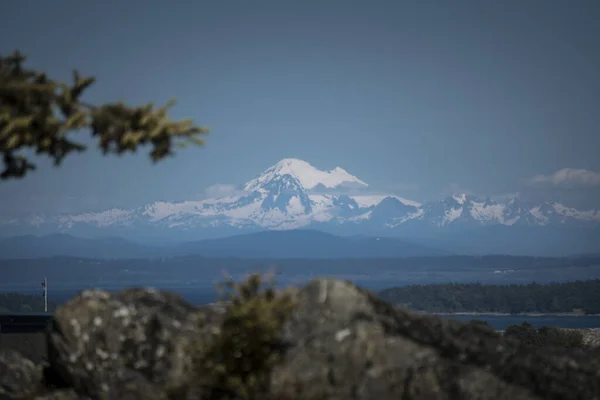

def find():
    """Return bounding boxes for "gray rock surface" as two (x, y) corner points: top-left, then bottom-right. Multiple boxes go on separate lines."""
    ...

(0, 349), (44, 399)
(269, 279), (600, 400)
(47, 288), (208, 399)
(0, 278), (599, 399)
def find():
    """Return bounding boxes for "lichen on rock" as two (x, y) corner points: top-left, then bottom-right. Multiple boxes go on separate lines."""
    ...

(47, 288), (206, 399)
(0, 348), (44, 399)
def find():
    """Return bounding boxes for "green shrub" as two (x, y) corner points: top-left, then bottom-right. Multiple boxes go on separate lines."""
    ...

(469, 319), (492, 328)
(537, 326), (584, 348)
(188, 273), (296, 400)
(505, 322), (585, 349)
(505, 322), (540, 347)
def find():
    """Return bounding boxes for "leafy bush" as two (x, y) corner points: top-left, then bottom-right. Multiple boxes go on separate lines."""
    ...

(537, 326), (584, 348)
(188, 273), (296, 400)
(504, 322), (585, 349)
(505, 322), (541, 347)
(469, 319), (492, 328)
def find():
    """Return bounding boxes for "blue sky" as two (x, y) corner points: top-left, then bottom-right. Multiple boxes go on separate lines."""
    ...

(1, 0), (599, 217)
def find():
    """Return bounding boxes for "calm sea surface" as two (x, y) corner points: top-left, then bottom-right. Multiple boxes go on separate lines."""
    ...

(3, 280), (600, 330)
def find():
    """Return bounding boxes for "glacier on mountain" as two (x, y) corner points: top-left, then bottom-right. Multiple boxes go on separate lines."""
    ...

(2, 158), (599, 240)
(244, 158), (368, 191)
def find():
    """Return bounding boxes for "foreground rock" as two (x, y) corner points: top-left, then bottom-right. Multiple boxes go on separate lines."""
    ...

(46, 288), (214, 399)
(0, 349), (44, 398)
(1, 279), (599, 399)
(270, 280), (600, 400)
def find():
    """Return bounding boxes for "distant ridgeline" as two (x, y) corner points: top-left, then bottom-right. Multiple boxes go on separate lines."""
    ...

(0, 292), (57, 313)
(378, 280), (600, 314)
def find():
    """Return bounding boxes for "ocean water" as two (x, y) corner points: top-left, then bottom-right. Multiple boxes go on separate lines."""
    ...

(0, 277), (397, 306)
(3, 280), (600, 330)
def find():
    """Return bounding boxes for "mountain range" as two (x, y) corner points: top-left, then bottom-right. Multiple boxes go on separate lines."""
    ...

(2, 158), (599, 256)
(0, 231), (450, 259)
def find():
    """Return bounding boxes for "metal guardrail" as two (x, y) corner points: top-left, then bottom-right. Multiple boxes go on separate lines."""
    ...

(0, 314), (53, 334)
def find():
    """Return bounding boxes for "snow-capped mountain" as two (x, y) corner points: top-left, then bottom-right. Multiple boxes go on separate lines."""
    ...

(2, 158), (599, 251)
(244, 158), (368, 192)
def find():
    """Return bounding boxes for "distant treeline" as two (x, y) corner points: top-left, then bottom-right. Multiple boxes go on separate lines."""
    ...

(0, 292), (57, 313)
(4, 278), (600, 316)
(379, 280), (600, 314)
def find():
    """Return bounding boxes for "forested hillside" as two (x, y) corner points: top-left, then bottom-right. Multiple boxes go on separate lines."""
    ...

(0, 292), (56, 313)
(379, 280), (600, 314)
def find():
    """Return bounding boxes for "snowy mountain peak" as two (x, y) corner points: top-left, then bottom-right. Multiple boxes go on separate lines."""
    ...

(243, 158), (368, 192)
(452, 193), (468, 205)
(3, 157), (599, 255)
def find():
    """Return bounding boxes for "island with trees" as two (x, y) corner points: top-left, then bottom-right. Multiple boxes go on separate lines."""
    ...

(379, 279), (600, 314)
(0, 292), (56, 313)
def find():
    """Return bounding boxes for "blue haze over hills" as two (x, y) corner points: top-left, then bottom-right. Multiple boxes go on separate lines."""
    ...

(0, 2), (599, 258)
(1, 158), (599, 257)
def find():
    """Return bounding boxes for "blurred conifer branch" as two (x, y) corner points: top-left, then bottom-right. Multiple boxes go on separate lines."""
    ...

(0, 50), (209, 180)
